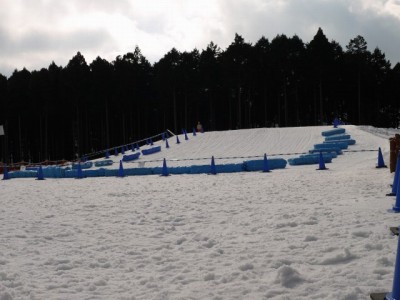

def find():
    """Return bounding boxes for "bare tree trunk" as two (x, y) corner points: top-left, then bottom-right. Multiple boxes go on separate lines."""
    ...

(357, 70), (361, 124)
(173, 87), (177, 133)
(237, 86), (242, 129)
(105, 98), (110, 148)
(319, 78), (323, 124)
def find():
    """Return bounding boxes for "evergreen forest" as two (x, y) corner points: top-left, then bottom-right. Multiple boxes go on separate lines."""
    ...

(0, 28), (399, 163)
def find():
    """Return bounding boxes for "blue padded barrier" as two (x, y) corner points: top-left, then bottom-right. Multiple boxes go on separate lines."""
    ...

(300, 153), (337, 159)
(42, 166), (65, 178)
(94, 160), (113, 167)
(243, 158), (287, 171)
(9, 170), (37, 178)
(83, 169), (106, 177)
(188, 163), (244, 174)
(152, 166), (191, 175)
(122, 152), (141, 162)
(314, 142), (348, 150)
(72, 162), (93, 169)
(26, 167), (39, 171)
(214, 163), (245, 173)
(323, 139), (356, 146)
(321, 128), (346, 136)
(190, 165), (215, 174)
(168, 166), (192, 175)
(104, 167), (153, 176)
(309, 148), (342, 155)
(324, 134), (351, 141)
(142, 146), (161, 155)
(65, 169), (82, 178)
(288, 154), (333, 166)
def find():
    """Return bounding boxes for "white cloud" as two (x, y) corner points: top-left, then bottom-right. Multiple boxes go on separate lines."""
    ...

(0, 0), (400, 76)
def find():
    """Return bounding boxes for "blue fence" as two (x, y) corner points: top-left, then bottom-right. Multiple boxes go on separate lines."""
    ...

(321, 128), (346, 136)
(6, 156), (288, 179)
(324, 134), (351, 141)
(142, 146), (161, 155)
(122, 152), (141, 162)
(288, 154), (333, 166)
(243, 158), (287, 171)
(94, 160), (113, 167)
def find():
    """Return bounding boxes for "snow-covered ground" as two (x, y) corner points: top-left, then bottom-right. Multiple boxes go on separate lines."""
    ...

(1, 125), (400, 299)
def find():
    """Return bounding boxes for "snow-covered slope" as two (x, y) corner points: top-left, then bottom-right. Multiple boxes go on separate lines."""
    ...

(1, 125), (399, 300)
(95, 125), (388, 169)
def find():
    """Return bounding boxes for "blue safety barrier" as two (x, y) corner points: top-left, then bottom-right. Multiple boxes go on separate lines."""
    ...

(83, 169), (106, 177)
(321, 128), (346, 136)
(8, 170), (37, 178)
(122, 152), (141, 162)
(94, 160), (114, 167)
(243, 158), (287, 171)
(64, 169), (80, 178)
(288, 154), (333, 166)
(153, 165), (188, 175)
(324, 134), (351, 141)
(26, 167), (39, 171)
(314, 142), (348, 150)
(309, 148), (342, 155)
(323, 139), (356, 146)
(300, 152), (337, 159)
(142, 146), (161, 155)
(72, 161), (93, 169)
(42, 166), (66, 178)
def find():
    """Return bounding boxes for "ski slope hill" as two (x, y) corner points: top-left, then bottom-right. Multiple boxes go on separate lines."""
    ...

(1, 125), (399, 300)
(94, 125), (390, 169)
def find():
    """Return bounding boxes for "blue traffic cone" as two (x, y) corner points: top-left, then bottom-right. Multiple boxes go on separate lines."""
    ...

(2, 165), (10, 180)
(105, 150), (110, 159)
(263, 153), (271, 172)
(210, 156), (217, 175)
(176, 135), (180, 144)
(193, 128), (197, 136)
(317, 152), (328, 170)
(376, 147), (387, 168)
(166, 138), (170, 149)
(388, 153), (400, 196)
(114, 148), (118, 156)
(37, 165), (45, 180)
(392, 174), (400, 212)
(184, 129), (188, 140)
(386, 227), (400, 299)
(118, 160), (125, 177)
(76, 163), (83, 179)
(161, 158), (169, 176)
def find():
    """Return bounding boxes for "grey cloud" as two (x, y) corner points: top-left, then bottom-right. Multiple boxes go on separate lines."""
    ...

(212, 0), (400, 64)
(0, 25), (115, 76)
(0, 26), (114, 55)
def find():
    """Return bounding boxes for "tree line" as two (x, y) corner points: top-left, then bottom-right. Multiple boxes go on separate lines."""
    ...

(0, 28), (399, 163)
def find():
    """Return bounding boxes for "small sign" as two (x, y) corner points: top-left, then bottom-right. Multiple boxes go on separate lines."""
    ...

(0, 125), (4, 136)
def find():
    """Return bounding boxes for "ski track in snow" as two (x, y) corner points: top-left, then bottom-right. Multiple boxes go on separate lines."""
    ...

(0, 125), (399, 299)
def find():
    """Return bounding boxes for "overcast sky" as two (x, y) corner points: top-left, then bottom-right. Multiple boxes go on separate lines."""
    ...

(1, 0), (400, 77)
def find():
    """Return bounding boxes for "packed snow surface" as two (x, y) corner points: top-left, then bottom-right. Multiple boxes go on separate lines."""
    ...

(1, 125), (400, 299)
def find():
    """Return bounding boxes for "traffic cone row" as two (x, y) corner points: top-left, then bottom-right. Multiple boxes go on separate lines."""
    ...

(371, 152), (400, 299)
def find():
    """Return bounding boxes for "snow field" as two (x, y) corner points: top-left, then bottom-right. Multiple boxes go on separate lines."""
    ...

(0, 125), (399, 299)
